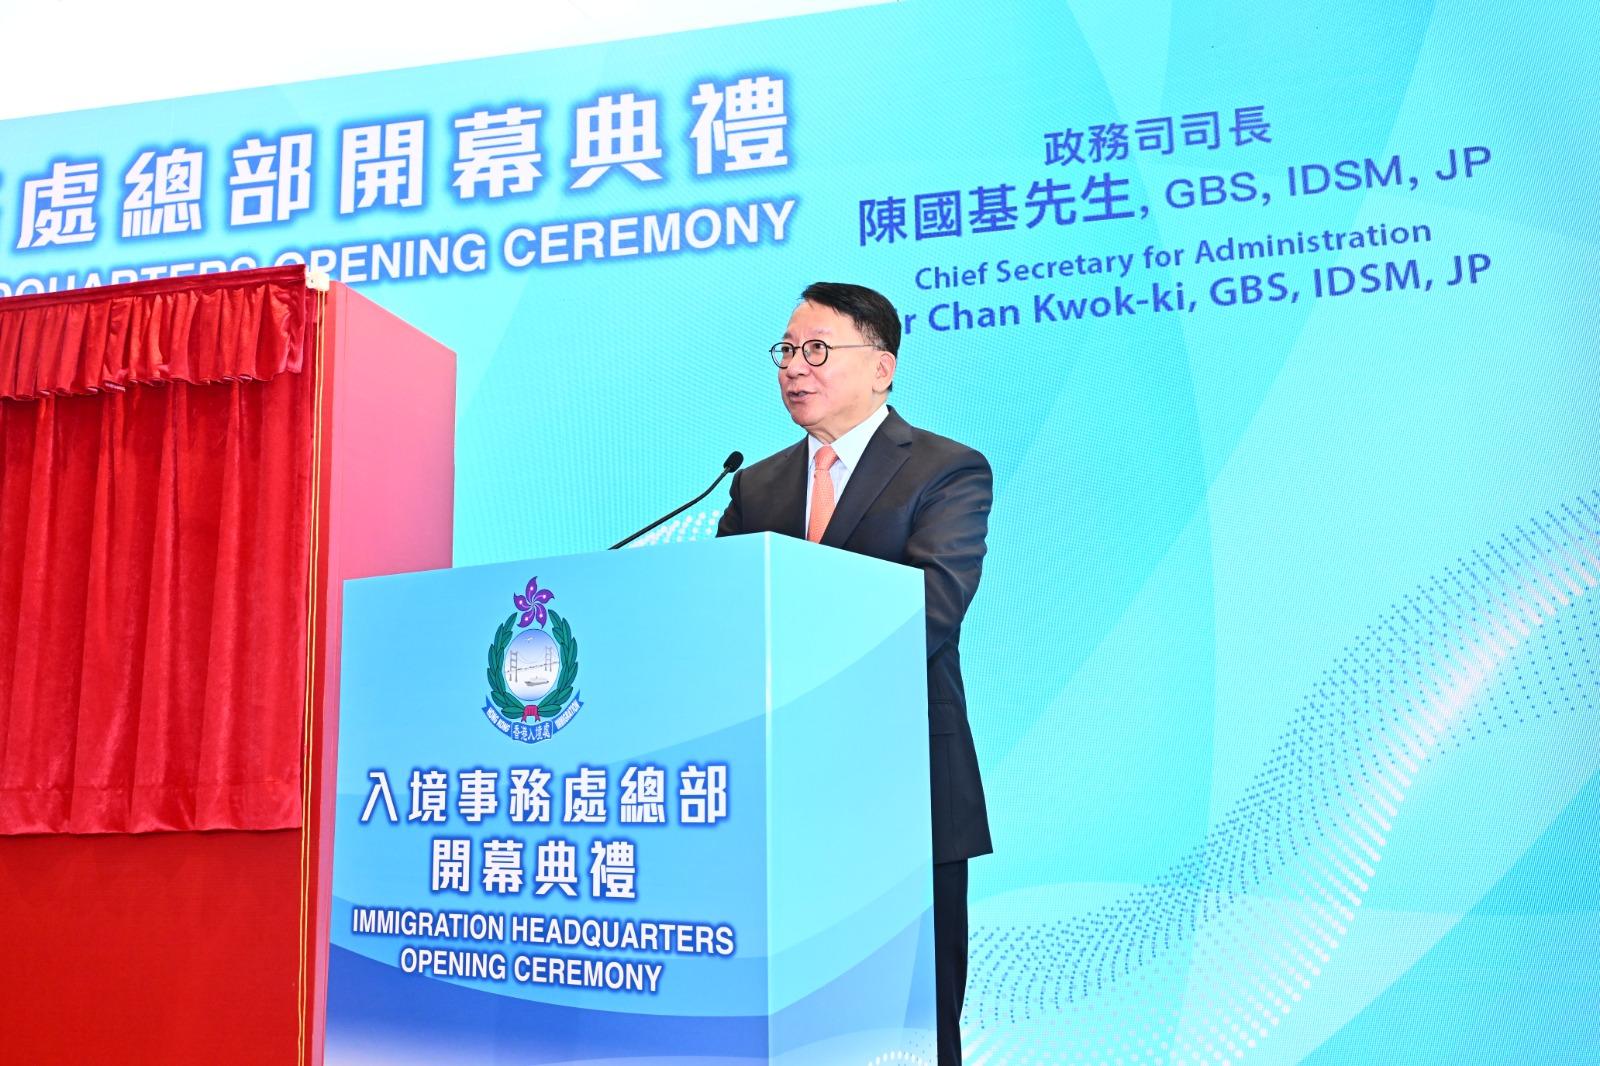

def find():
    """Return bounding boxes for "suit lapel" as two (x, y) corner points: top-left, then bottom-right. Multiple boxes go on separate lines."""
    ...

(771, 440), (808, 539)
(821, 407), (911, 549)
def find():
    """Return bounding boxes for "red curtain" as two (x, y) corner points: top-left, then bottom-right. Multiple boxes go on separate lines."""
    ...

(0, 268), (317, 834)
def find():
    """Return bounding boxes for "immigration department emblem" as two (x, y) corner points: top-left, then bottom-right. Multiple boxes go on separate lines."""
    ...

(483, 577), (583, 744)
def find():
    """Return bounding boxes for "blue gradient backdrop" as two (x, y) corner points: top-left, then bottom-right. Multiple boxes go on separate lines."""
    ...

(1, 2), (1596, 1061)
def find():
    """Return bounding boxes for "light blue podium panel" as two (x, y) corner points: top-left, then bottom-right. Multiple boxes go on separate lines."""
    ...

(324, 533), (936, 1065)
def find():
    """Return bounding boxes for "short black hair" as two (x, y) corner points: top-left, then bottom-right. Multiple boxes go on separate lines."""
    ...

(800, 281), (901, 356)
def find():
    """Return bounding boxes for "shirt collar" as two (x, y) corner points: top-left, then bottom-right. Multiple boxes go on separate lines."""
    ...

(808, 401), (890, 471)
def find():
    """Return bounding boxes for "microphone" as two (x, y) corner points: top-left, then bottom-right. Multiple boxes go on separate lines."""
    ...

(609, 451), (743, 550)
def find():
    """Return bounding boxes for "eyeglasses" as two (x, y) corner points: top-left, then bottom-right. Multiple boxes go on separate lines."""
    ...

(769, 339), (880, 367)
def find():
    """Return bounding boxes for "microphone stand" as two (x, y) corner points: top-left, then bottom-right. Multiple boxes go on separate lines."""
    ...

(609, 453), (743, 550)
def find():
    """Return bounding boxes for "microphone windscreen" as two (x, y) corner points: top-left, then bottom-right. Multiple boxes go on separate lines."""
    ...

(723, 451), (744, 472)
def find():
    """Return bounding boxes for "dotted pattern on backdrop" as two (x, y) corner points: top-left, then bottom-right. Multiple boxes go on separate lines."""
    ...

(626, 507), (724, 548)
(959, 493), (1600, 1064)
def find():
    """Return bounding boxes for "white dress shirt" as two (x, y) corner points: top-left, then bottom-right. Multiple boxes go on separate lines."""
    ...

(804, 401), (891, 534)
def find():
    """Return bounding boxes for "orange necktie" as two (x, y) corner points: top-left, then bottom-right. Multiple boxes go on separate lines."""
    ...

(807, 445), (838, 543)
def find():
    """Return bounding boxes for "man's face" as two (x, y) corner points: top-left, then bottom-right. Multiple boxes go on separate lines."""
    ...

(778, 300), (895, 443)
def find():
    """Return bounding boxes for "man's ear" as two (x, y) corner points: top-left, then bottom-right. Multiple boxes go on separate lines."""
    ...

(875, 350), (897, 394)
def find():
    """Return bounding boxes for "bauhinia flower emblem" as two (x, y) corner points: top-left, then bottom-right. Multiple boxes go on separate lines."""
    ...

(514, 577), (554, 628)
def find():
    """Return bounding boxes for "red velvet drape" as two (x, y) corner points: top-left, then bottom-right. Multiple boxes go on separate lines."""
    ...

(0, 268), (317, 834)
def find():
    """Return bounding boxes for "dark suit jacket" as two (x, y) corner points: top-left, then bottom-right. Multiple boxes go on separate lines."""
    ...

(717, 406), (993, 863)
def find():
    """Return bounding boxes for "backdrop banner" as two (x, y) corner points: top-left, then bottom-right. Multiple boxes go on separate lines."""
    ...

(2, 2), (1597, 1062)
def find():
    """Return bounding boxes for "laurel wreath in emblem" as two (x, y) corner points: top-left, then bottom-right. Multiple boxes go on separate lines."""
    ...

(486, 578), (579, 722)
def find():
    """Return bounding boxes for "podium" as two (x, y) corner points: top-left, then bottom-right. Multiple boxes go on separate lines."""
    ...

(326, 533), (937, 1064)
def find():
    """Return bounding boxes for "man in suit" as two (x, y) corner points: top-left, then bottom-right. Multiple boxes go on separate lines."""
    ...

(717, 281), (992, 1066)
